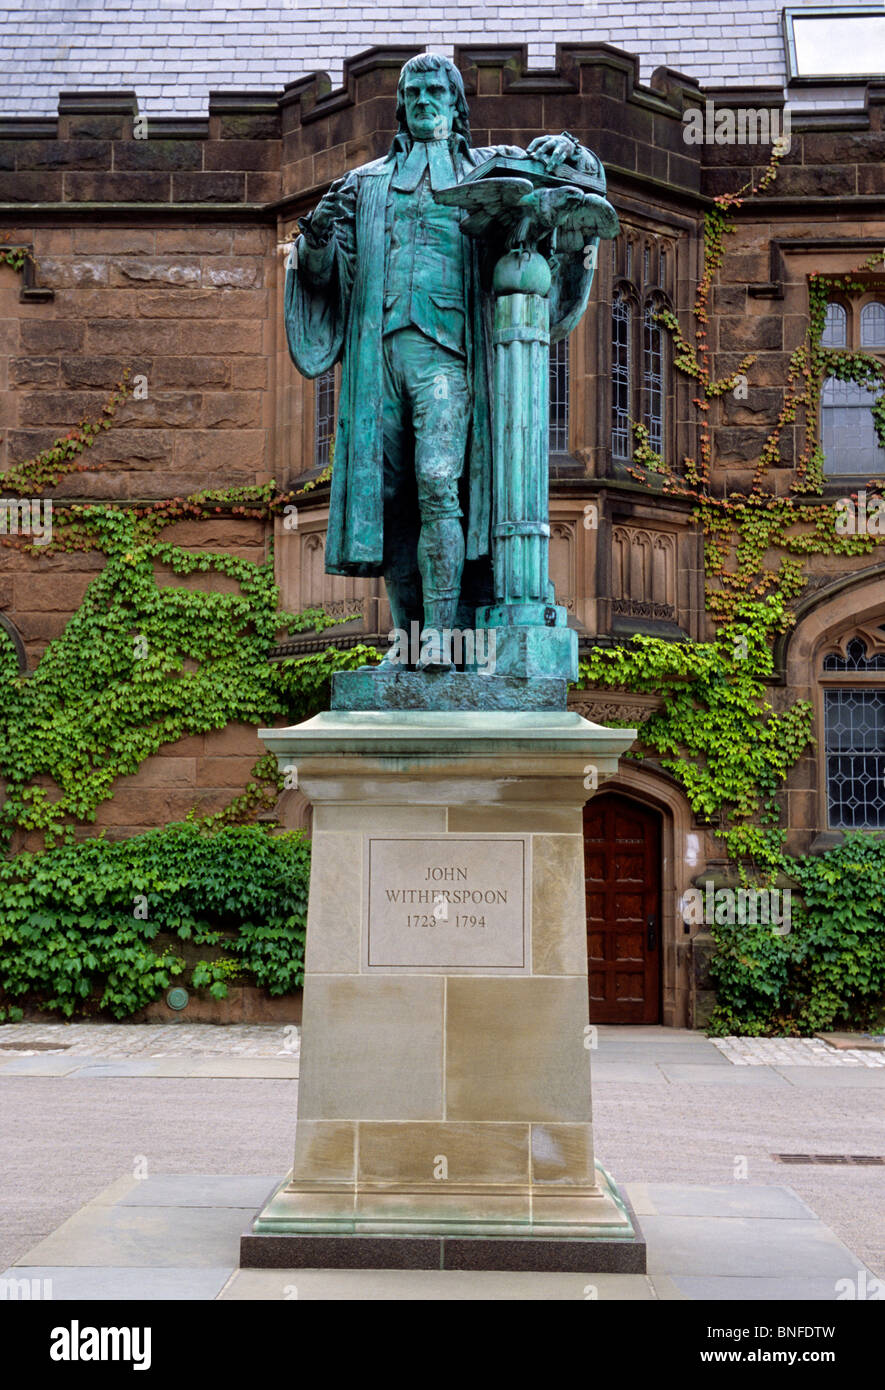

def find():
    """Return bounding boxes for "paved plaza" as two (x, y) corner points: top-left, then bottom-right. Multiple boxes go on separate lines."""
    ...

(1, 1023), (883, 1299)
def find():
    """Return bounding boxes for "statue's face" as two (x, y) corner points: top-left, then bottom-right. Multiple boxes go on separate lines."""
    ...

(402, 70), (457, 141)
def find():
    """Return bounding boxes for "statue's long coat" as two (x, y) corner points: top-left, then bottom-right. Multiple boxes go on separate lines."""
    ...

(285, 133), (597, 577)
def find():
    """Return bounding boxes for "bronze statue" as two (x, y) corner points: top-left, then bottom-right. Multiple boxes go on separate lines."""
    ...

(285, 53), (615, 676)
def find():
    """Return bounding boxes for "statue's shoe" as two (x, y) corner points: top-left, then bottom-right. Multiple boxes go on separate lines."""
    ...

(357, 651), (413, 674)
(355, 652), (458, 675)
(415, 656), (455, 675)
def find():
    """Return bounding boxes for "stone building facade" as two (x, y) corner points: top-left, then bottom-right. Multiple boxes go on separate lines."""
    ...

(1, 37), (884, 1025)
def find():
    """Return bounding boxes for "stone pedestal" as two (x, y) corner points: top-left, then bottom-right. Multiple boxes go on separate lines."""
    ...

(242, 710), (644, 1272)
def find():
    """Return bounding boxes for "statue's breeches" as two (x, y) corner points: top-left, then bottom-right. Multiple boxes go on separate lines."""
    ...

(381, 328), (470, 523)
(380, 327), (472, 619)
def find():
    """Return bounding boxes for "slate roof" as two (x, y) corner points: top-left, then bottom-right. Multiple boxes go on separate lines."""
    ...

(0, 0), (870, 115)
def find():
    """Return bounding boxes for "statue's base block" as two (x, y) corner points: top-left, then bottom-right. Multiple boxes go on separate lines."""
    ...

(241, 1164), (645, 1271)
(331, 667), (567, 711)
(475, 603), (578, 683)
(252, 711), (642, 1276)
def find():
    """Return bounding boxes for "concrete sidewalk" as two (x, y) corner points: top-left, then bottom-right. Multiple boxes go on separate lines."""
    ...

(2, 1020), (883, 1077)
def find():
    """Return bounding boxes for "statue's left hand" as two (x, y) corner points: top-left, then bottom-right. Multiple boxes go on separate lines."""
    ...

(527, 133), (578, 172)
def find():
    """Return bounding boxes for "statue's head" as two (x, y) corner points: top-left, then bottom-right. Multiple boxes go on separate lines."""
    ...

(396, 54), (470, 143)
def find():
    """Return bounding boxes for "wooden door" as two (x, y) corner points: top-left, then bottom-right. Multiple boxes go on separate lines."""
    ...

(583, 793), (661, 1024)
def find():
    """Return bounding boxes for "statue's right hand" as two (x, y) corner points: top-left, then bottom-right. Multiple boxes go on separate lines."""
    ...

(295, 226), (336, 286)
(300, 201), (335, 247)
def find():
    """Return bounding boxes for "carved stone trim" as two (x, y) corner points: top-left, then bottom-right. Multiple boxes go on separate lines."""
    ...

(318, 598), (367, 620)
(822, 622), (885, 663)
(568, 689), (664, 724)
(611, 598), (677, 621)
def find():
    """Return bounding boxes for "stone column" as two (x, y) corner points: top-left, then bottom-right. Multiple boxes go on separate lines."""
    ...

(242, 710), (645, 1272)
(476, 249), (577, 684)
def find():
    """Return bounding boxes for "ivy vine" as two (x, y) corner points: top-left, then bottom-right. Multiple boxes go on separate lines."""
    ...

(0, 373), (134, 496)
(0, 821), (312, 1019)
(0, 503), (374, 847)
(0, 245), (32, 274)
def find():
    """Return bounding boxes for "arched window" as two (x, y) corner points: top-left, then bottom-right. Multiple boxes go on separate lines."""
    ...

(821, 301), (847, 347)
(821, 376), (885, 475)
(820, 296), (885, 478)
(314, 367), (336, 469)
(643, 298), (666, 454)
(611, 290), (632, 460)
(823, 636), (885, 671)
(609, 235), (675, 467)
(860, 301), (885, 349)
(821, 634), (885, 829)
(608, 236), (675, 468)
(549, 335), (569, 453)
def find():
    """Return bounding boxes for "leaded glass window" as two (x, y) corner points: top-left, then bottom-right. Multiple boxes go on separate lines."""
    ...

(611, 291), (632, 460)
(314, 367), (336, 470)
(643, 301), (665, 454)
(821, 376), (885, 475)
(549, 335), (569, 453)
(825, 688), (885, 828)
(821, 302), (847, 348)
(861, 302), (885, 349)
(609, 239), (673, 466)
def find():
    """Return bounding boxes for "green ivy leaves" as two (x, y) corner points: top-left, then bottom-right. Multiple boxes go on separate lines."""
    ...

(709, 833), (885, 1035)
(578, 619), (814, 871)
(577, 187), (885, 880)
(0, 822), (311, 1018)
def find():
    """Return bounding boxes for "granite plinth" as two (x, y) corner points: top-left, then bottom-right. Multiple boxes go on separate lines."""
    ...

(241, 1165), (645, 1271)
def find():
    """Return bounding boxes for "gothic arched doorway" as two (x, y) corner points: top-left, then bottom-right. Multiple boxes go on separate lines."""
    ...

(584, 791), (662, 1024)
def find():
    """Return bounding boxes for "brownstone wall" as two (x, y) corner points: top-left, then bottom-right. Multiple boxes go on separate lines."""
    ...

(1, 222), (276, 498)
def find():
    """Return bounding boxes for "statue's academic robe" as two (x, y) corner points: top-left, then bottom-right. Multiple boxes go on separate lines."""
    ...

(284, 133), (598, 577)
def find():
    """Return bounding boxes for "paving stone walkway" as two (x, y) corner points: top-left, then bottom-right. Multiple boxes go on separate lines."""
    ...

(3, 1021), (884, 1066)
(711, 1037), (885, 1068)
(0, 1023), (300, 1057)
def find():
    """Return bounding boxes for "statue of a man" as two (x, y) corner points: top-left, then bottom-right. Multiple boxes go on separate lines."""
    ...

(285, 53), (599, 657)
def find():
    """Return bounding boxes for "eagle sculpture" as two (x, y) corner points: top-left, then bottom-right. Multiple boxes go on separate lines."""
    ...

(434, 176), (620, 251)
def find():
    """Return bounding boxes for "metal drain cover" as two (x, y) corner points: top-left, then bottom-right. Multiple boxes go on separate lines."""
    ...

(773, 1153), (885, 1165)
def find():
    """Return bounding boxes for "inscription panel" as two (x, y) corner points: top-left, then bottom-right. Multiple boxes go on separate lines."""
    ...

(364, 835), (530, 973)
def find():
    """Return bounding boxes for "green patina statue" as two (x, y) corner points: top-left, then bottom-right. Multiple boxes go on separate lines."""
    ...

(285, 53), (618, 701)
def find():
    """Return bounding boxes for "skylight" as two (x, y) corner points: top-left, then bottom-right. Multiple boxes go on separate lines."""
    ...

(783, 6), (885, 80)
